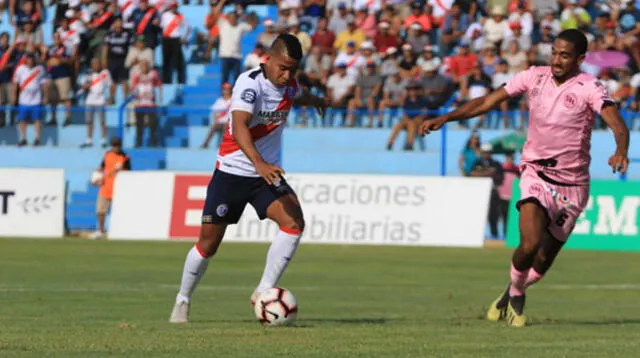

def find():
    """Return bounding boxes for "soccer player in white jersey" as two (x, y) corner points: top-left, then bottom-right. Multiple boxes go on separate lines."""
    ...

(170, 34), (327, 323)
(419, 30), (630, 327)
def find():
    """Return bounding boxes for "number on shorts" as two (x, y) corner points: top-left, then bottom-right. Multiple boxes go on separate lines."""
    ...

(555, 213), (569, 226)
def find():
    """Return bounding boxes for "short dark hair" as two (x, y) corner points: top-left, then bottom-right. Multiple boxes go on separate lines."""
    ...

(557, 29), (588, 56)
(269, 33), (303, 61)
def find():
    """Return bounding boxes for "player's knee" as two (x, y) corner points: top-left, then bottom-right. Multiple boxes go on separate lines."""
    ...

(280, 218), (305, 234)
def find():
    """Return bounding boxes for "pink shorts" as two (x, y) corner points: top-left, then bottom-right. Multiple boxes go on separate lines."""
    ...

(517, 166), (590, 242)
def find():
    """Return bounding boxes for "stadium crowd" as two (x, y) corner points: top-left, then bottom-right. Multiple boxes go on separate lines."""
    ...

(0, 0), (639, 148)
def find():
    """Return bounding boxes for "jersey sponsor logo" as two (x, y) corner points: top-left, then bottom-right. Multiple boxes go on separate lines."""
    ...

(563, 93), (577, 109)
(241, 88), (257, 104)
(529, 183), (543, 195)
(257, 110), (288, 121)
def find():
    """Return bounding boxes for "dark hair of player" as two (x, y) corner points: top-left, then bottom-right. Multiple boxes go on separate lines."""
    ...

(556, 29), (588, 57)
(269, 34), (303, 61)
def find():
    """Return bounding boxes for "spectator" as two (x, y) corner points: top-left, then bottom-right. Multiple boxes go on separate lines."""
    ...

(492, 58), (516, 128)
(81, 57), (112, 148)
(104, 17), (131, 103)
(258, 18), (279, 48)
(440, 1), (470, 56)
(470, 143), (504, 239)
(405, 1), (432, 32)
(130, 0), (161, 50)
(506, 2), (533, 37)
(57, 15), (80, 62)
(45, 32), (72, 126)
(203, 0), (223, 62)
(446, 42), (477, 84)
(378, 3), (402, 37)
(118, 0), (138, 30)
(376, 69), (405, 126)
(373, 21), (399, 54)
(326, 0), (353, 15)
(160, 1), (190, 85)
(559, 0), (591, 30)
(597, 21), (618, 51)
(379, 46), (398, 79)
(125, 35), (154, 78)
(51, 0), (71, 31)
(429, 0), (453, 24)
(460, 130), (481, 175)
(130, 59), (161, 147)
(532, 0), (558, 19)
(287, 18), (312, 56)
(87, 0), (115, 63)
(533, 24), (553, 64)
(460, 62), (492, 127)
(13, 52), (47, 147)
(15, 1), (42, 41)
(300, 45), (331, 91)
(325, 62), (355, 121)
(346, 59), (381, 127)
(540, 9), (561, 36)
(353, 0), (381, 14)
(17, 20), (43, 48)
(502, 40), (527, 73)
(483, 5), (509, 48)
(334, 15), (365, 53)
(201, 82), (231, 149)
(334, 41), (364, 79)
(327, 1), (349, 35)
(420, 61), (450, 113)
(501, 22), (531, 53)
(243, 42), (266, 71)
(354, 6), (376, 38)
(386, 80), (425, 150)
(615, 0), (640, 69)
(0, 34), (16, 127)
(398, 43), (418, 79)
(497, 152), (519, 238)
(405, 23), (429, 55)
(479, 42), (499, 76)
(311, 17), (336, 56)
(598, 69), (620, 97)
(359, 41), (379, 64)
(217, 9), (257, 86)
(463, 21), (486, 53)
(417, 45), (442, 73)
(276, 2), (298, 30)
(92, 136), (131, 239)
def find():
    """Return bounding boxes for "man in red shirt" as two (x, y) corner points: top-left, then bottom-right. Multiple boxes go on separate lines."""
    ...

(404, 1), (432, 33)
(374, 21), (399, 54)
(446, 42), (477, 84)
(311, 17), (336, 56)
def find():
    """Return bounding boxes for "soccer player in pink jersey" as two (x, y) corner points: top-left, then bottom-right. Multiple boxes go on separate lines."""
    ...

(419, 29), (630, 327)
(169, 34), (326, 323)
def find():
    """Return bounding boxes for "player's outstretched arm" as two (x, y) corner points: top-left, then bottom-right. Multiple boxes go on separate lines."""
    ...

(419, 87), (511, 136)
(600, 104), (630, 174)
(231, 110), (284, 185)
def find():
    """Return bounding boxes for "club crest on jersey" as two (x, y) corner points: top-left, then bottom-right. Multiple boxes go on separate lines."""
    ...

(216, 204), (228, 217)
(529, 183), (543, 195)
(563, 93), (577, 109)
(241, 88), (257, 104)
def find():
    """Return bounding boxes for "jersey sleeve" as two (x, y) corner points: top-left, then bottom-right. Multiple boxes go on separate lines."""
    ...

(503, 66), (535, 97)
(587, 80), (614, 115)
(230, 75), (259, 114)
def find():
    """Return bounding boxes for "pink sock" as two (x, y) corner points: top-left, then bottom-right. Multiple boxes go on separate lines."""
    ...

(509, 263), (528, 296)
(524, 268), (544, 288)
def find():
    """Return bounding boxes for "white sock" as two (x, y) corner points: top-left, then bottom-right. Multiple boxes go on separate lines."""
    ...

(256, 228), (302, 293)
(176, 245), (210, 303)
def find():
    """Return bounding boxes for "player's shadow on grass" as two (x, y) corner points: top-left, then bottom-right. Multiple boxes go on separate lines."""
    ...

(203, 317), (393, 326)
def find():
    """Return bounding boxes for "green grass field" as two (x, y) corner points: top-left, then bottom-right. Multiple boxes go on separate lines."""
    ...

(2, 238), (640, 357)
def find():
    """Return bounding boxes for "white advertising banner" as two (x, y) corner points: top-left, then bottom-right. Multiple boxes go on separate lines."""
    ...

(109, 172), (492, 247)
(0, 168), (65, 238)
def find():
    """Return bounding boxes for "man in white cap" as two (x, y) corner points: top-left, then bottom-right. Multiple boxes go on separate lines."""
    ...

(420, 60), (450, 112)
(483, 5), (509, 47)
(334, 40), (365, 78)
(346, 58), (381, 127)
(377, 68), (406, 126)
(257, 18), (278, 48)
(379, 46), (399, 78)
(328, 2), (350, 35)
(373, 21), (399, 54)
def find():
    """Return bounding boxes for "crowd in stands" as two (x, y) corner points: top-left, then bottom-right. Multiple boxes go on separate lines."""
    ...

(1, 0), (640, 148)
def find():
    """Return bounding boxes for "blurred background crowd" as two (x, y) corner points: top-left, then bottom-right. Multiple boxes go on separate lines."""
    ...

(0, 0), (639, 149)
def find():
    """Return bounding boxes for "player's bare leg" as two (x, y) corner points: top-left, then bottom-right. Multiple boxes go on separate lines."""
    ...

(252, 194), (304, 306)
(487, 202), (547, 326)
(170, 223), (227, 323)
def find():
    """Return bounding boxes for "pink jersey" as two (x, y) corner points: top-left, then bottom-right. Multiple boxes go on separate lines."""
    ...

(503, 66), (612, 185)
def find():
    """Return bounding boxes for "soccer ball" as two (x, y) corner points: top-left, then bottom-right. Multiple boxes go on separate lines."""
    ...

(253, 287), (298, 326)
(90, 171), (103, 186)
